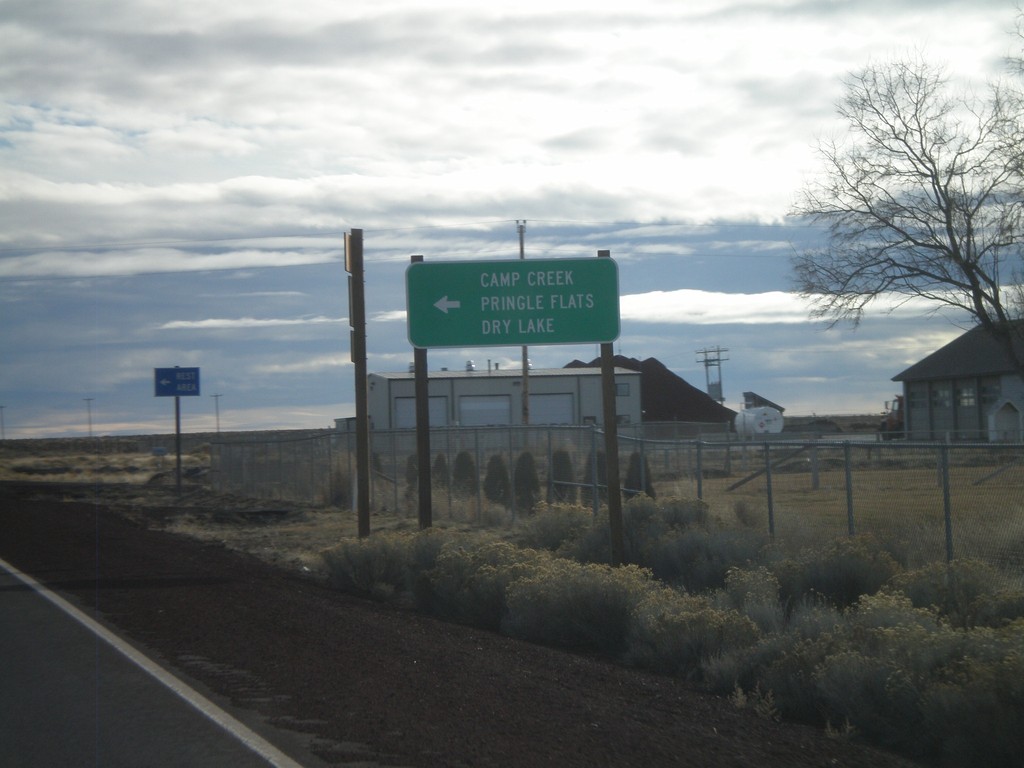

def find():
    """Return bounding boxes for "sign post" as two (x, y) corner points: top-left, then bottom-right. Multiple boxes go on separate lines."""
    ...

(154, 367), (200, 496)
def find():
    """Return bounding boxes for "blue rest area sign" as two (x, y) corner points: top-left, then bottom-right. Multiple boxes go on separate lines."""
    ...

(154, 367), (201, 397)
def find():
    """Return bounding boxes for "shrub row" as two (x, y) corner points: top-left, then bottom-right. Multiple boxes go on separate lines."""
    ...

(320, 499), (1024, 766)
(405, 448), (655, 513)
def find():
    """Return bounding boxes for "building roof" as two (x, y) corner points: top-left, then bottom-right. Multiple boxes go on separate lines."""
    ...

(893, 323), (1024, 382)
(743, 391), (785, 413)
(565, 355), (736, 423)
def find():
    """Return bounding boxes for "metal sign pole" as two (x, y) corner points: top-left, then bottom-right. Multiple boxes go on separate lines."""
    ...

(345, 229), (371, 538)
(412, 255), (432, 529)
(175, 395), (182, 496)
(598, 250), (624, 566)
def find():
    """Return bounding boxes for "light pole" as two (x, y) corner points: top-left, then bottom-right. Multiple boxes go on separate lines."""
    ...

(212, 393), (221, 433)
(83, 398), (94, 438)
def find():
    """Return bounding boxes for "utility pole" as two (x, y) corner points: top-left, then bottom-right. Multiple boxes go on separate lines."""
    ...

(696, 346), (728, 404)
(0, 405), (5, 440)
(518, 219), (529, 425)
(346, 229), (371, 537)
(83, 398), (94, 438)
(212, 393), (221, 433)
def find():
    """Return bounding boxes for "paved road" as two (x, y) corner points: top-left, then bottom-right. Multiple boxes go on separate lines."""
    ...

(0, 560), (304, 768)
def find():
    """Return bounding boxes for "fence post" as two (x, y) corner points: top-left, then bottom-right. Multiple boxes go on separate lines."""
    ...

(546, 429), (553, 504)
(474, 429), (482, 522)
(810, 443), (820, 490)
(941, 443), (954, 562)
(310, 437), (317, 504)
(446, 427), (453, 517)
(764, 442), (775, 538)
(509, 426), (516, 520)
(844, 441), (855, 535)
(696, 441), (704, 501)
(639, 430), (647, 496)
(327, 434), (334, 505)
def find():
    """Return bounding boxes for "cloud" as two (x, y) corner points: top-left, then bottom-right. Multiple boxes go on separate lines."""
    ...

(1, 0), (1017, 437)
(622, 289), (811, 325)
(0, 246), (340, 278)
(621, 288), (944, 326)
(254, 354), (350, 375)
(159, 315), (342, 330)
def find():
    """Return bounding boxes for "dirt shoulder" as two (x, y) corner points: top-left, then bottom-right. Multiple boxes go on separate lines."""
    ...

(0, 482), (921, 768)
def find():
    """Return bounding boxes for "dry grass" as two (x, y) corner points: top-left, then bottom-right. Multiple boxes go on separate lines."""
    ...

(0, 449), (207, 485)
(4, 442), (1022, 580)
(686, 462), (1024, 572)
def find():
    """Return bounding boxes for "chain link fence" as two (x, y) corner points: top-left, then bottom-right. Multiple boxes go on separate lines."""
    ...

(210, 426), (1024, 574)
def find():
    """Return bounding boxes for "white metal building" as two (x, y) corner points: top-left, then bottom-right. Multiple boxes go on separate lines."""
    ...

(367, 366), (642, 430)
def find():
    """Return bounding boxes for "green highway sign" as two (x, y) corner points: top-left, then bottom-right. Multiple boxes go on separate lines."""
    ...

(406, 257), (619, 348)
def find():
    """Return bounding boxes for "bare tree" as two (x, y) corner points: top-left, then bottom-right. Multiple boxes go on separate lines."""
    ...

(791, 57), (1024, 375)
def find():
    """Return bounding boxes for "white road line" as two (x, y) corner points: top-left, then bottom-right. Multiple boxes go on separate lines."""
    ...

(0, 556), (306, 768)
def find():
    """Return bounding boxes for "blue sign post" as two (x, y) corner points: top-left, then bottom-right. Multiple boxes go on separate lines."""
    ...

(154, 367), (201, 495)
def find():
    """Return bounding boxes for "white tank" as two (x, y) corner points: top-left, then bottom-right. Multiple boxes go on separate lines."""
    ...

(734, 407), (784, 436)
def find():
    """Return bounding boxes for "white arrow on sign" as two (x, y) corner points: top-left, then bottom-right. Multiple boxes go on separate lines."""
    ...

(434, 296), (461, 314)
(160, 378), (171, 386)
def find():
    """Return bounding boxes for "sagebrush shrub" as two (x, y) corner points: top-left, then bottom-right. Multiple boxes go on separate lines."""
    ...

(316, 496), (1024, 768)
(626, 588), (760, 678)
(718, 566), (785, 634)
(422, 540), (551, 630)
(321, 532), (415, 597)
(772, 535), (901, 609)
(561, 495), (765, 588)
(890, 559), (1023, 628)
(503, 561), (654, 655)
(646, 527), (767, 592)
(919, 626), (1024, 766)
(513, 503), (593, 552)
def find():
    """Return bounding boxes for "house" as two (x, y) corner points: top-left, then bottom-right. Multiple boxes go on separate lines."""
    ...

(366, 365), (642, 429)
(893, 324), (1024, 441)
(564, 356), (736, 424)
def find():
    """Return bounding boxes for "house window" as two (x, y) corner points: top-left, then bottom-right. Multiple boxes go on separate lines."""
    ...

(907, 383), (927, 410)
(955, 382), (976, 408)
(616, 383), (630, 397)
(980, 377), (1002, 407)
(930, 382), (952, 409)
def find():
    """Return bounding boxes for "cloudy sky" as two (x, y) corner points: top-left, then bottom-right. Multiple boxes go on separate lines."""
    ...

(1, 0), (1019, 438)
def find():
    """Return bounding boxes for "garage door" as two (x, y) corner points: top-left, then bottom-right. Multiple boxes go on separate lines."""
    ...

(394, 396), (448, 429)
(459, 395), (511, 426)
(529, 393), (574, 424)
